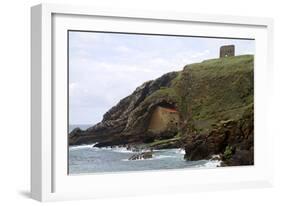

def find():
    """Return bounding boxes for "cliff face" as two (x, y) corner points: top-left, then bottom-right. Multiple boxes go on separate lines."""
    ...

(175, 55), (254, 165)
(184, 105), (254, 166)
(69, 55), (254, 165)
(69, 71), (179, 146)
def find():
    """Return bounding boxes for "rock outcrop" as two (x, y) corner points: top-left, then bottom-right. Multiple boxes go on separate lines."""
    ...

(178, 55), (254, 166)
(184, 104), (254, 166)
(69, 72), (179, 146)
(128, 151), (153, 160)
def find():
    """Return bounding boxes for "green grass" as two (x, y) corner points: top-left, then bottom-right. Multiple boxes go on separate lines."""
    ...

(174, 55), (254, 133)
(223, 145), (233, 159)
(143, 54), (254, 134)
(144, 87), (178, 103)
(189, 55), (253, 79)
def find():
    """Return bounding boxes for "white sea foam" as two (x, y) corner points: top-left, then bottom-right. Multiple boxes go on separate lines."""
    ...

(203, 160), (221, 168)
(154, 155), (176, 159)
(69, 143), (97, 150)
(111, 147), (135, 153)
(156, 148), (185, 154)
(175, 149), (185, 155)
(211, 154), (221, 159)
(98, 147), (113, 151)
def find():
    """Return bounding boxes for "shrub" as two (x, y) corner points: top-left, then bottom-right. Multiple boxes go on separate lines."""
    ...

(224, 145), (233, 159)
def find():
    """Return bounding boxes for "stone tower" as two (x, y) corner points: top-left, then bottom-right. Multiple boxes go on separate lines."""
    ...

(220, 45), (235, 58)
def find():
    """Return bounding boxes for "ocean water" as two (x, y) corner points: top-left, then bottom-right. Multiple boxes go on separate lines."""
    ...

(68, 125), (221, 174)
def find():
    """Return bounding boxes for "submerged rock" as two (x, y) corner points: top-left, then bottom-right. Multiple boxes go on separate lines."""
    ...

(128, 151), (153, 160)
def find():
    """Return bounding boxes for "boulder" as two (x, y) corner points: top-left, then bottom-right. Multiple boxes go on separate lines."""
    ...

(221, 147), (254, 166)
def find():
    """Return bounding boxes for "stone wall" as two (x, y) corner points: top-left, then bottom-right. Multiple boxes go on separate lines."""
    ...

(148, 106), (179, 134)
(220, 45), (235, 58)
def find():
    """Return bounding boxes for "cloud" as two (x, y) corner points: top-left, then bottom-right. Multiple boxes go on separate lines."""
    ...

(191, 50), (210, 58)
(114, 46), (132, 53)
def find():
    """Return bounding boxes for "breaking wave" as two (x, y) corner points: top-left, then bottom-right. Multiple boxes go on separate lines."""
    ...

(69, 143), (97, 150)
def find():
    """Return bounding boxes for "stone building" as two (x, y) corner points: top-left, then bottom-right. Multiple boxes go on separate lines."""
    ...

(148, 106), (179, 134)
(220, 45), (235, 58)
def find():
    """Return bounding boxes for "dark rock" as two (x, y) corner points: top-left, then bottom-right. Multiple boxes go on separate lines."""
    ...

(128, 151), (153, 160)
(221, 148), (253, 166)
(184, 139), (210, 161)
(184, 104), (254, 166)
(68, 127), (82, 145)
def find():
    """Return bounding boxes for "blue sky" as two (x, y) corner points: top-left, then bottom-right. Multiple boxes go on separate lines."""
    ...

(69, 31), (254, 125)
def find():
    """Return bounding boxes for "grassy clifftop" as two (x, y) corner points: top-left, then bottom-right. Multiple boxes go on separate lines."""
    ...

(143, 55), (254, 135)
(178, 54), (253, 133)
(137, 55), (254, 160)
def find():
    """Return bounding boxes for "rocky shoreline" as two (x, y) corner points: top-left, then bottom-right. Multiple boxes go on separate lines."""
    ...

(183, 102), (254, 166)
(69, 55), (254, 167)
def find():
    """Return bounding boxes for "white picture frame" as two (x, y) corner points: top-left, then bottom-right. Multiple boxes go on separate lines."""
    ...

(31, 3), (274, 202)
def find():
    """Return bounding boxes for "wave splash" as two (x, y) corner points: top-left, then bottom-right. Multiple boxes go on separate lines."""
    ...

(69, 143), (97, 150)
(69, 144), (220, 168)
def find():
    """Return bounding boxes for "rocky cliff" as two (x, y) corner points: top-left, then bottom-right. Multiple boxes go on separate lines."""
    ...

(69, 71), (179, 147)
(69, 55), (254, 166)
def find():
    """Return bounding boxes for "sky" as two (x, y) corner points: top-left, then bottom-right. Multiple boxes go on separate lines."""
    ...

(69, 31), (255, 125)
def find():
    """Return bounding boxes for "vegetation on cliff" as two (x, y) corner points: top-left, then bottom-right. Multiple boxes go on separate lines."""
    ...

(69, 55), (254, 166)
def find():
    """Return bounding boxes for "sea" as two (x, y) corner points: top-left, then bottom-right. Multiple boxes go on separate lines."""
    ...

(68, 125), (221, 174)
